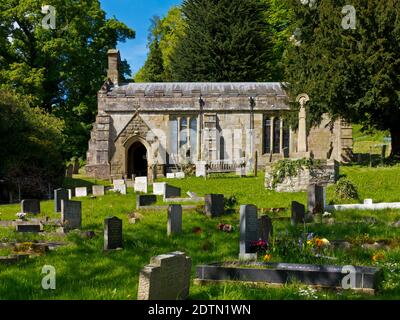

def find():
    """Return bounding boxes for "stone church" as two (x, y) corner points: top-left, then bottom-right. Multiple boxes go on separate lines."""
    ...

(85, 50), (353, 180)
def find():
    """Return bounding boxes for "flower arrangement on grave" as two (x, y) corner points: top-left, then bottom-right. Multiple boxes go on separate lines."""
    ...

(217, 223), (234, 233)
(263, 254), (272, 263)
(250, 240), (269, 253)
(16, 212), (27, 220)
(372, 252), (385, 262)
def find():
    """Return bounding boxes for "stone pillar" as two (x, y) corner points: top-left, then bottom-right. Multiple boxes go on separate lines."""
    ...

(296, 94), (309, 154)
(270, 116), (274, 154)
(177, 117), (181, 163)
(279, 118), (284, 155)
(197, 116), (201, 161)
(187, 116), (191, 159)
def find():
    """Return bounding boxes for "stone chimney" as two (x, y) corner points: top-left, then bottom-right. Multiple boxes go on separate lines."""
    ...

(107, 49), (121, 86)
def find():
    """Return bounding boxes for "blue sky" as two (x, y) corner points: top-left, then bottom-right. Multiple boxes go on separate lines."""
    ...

(99, 0), (183, 75)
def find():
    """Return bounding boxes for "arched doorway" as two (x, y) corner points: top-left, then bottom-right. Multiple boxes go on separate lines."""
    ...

(127, 141), (148, 178)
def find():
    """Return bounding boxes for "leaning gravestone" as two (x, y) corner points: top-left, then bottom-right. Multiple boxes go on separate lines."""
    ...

(239, 205), (259, 261)
(137, 252), (192, 300)
(75, 187), (88, 197)
(204, 194), (225, 218)
(61, 200), (82, 232)
(168, 205), (182, 236)
(21, 199), (40, 214)
(258, 215), (273, 243)
(291, 201), (306, 226)
(104, 217), (123, 250)
(136, 194), (157, 209)
(92, 185), (105, 196)
(54, 188), (69, 212)
(164, 185), (181, 199)
(308, 184), (325, 214)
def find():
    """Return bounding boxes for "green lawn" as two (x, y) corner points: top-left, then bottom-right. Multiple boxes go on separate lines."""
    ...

(0, 166), (399, 300)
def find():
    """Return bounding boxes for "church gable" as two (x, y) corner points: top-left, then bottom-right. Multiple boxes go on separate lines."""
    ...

(115, 112), (151, 145)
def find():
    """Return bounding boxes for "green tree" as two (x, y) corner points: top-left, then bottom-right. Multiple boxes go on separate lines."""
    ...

(170, 0), (274, 82)
(0, 0), (135, 158)
(0, 89), (65, 199)
(284, 0), (400, 159)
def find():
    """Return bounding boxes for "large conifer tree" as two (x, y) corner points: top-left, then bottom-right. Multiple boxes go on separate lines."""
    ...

(171, 0), (274, 82)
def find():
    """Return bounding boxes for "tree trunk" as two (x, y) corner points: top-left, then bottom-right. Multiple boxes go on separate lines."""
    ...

(390, 128), (400, 160)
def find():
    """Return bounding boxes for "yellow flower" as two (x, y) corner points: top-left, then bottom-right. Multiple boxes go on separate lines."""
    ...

(307, 240), (313, 246)
(372, 252), (385, 262)
(263, 254), (272, 263)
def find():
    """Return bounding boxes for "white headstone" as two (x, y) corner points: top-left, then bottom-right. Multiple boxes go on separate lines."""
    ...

(175, 172), (185, 179)
(135, 177), (148, 193)
(166, 173), (175, 179)
(153, 182), (167, 196)
(114, 184), (127, 195)
(92, 185), (105, 196)
(75, 187), (88, 197)
(196, 162), (207, 177)
(364, 199), (373, 205)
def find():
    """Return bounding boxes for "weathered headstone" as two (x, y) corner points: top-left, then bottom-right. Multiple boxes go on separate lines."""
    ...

(153, 182), (167, 195)
(196, 162), (207, 177)
(61, 200), (82, 232)
(113, 179), (125, 187)
(104, 217), (123, 250)
(236, 167), (246, 177)
(16, 224), (42, 233)
(204, 194), (225, 218)
(168, 205), (182, 236)
(291, 201), (306, 225)
(136, 194), (157, 209)
(66, 164), (73, 178)
(114, 184), (127, 195)
(73, 158), (80, 174)
(135, 177), (148, 193)
(308, 184), (325, 214)
(137, 252), (192, 300)
(21, 199), (40, 214)
(164, 185), (181, 199)
(258, 215), (273, 242)
(75, 187), (88, 197)
(239, 205), (259, 260)
(92, 185), (105, 196)
(54, 188), (69, 212)
(166, 173), (175, 179)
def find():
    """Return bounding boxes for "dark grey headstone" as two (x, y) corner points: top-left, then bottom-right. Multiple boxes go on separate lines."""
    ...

(291, 201), (305, 225)
(54, 188), (69, 212)
(104, 217), (123, 250)
(239, 205), (259, 260)
(136, 194), (157, 209)
(66, 164), (73, 178)
(258, 215), (273, 243)
(21, 199), (40, 214)
(16, 224), (41, 233)
(61, 200), (82, 232)
(165, 185), (181, 199)
(204, 194), (225, 218)
(168, 205), (182, 236)
(308, 184), (325, 214)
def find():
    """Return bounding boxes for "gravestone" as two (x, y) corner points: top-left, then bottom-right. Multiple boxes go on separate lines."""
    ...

(54, 188), (69, 212)
(307, 184), (325, 214)
(75, 187), (88, 197)
(239, 205), (259, 261)
(204, 194), (225, 218)
(164, 185), (181, 199)
(136, 194), (157, 209)
(196, 162), (207, 177)
(166, 173), (175, 179)
(66, 164), (73, 178)
(175, 172), (185, 179)
(113, 179), (125, 187)
(73, 158), (80, 174)
(187, 191), (200, 199)
(258, 215), (273, 243)
(153, 182), (167, 196)
(21, 199), (40, 214)
(114, 184), (127, 195)
(61, 200), (82, 232)
(135, 177), (148, 193)
(92, 185), (105, 196)
(168, 205), (182, 236)
(104, 217), (123, 250)
(291, 201), (306, 225)
(16, 224), (42, 233)
(137, 252), (191, 300)
(68, 189), (74, 199)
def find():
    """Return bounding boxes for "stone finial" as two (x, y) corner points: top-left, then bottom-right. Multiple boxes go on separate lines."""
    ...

(296, 93), (310, 153)
(107, 49), (121, 86)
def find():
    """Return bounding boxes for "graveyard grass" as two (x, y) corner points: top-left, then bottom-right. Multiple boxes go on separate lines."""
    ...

(0, 165), (400, 299)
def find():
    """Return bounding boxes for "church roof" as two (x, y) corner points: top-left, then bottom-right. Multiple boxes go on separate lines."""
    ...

(108, 82), (286, 97)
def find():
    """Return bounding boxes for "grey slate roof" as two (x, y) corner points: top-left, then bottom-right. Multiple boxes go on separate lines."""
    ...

(111, 82), (286, 97)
